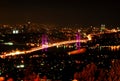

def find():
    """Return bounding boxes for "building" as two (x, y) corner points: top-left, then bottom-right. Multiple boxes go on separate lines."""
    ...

(101, 24), (105, 32)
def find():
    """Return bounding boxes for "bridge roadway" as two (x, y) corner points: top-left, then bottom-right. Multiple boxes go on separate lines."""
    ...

(0, 39), (88, 57)
(1, 31), (119, 58)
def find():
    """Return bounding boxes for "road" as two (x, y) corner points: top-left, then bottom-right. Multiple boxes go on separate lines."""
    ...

(0, 39), (88, 57)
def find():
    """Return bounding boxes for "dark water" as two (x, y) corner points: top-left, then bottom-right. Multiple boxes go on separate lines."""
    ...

(0, 44), (120, 81)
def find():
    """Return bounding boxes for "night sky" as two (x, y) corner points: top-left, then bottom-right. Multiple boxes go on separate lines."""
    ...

(0, 0), (120, 25)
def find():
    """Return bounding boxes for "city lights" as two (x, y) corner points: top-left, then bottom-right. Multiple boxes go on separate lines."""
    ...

(0, 0), (120, 80)
(0, 23), (120, 81)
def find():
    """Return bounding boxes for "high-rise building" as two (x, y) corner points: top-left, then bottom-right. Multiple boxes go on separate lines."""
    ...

(101, 24), (105, 32)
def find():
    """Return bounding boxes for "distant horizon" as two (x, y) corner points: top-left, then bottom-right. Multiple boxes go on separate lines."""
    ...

(0, 1), (120, 26)
(0, 22), (120, 28)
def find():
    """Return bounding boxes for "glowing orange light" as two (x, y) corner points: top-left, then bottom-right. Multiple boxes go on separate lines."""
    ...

(87, 34), (92, 40)
(68, 48), (86, 55)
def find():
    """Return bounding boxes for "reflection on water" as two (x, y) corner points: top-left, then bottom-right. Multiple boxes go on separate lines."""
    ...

(0, 44), (120, 81)
(72, 46), (120, 81)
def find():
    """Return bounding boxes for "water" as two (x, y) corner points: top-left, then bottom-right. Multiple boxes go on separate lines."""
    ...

(0, 44), (120, 81)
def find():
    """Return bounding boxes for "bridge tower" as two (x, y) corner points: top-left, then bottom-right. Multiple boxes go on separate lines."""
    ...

(76, 29), (81, 49)
(42, 34), (48, 51)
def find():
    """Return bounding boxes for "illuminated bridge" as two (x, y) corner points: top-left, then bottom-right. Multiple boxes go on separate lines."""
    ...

(1, 31), (119, 58)
(0, 39), (88, 57)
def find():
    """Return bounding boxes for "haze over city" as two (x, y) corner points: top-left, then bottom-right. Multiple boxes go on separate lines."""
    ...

(0, 0), (120, 25)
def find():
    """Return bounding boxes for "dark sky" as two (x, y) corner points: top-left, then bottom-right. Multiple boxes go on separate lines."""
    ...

(0, 0), (120, 25)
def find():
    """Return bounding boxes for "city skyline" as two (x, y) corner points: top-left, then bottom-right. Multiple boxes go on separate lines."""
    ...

(0, 0), (120, 25)
(0, 1), (120, 81)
